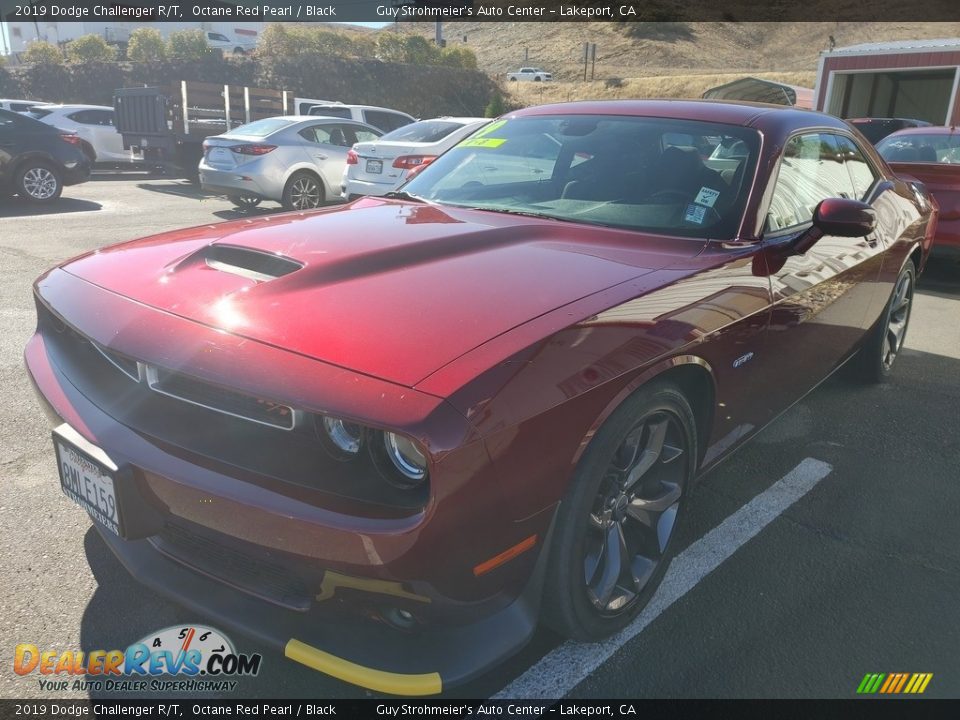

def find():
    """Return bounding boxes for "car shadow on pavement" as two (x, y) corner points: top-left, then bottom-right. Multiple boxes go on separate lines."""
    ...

(135, 182), (218, 200)
(212, 207), (282, 221)
(0, 197), (102, 218)
(918, 257), (960, 299)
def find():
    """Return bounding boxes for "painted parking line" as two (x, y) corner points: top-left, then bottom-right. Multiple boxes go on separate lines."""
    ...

(493, 457), (834, 699)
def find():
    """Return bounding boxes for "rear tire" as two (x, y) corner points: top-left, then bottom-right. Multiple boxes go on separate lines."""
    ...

(543, 382), (696, 641)
(15, 161), (63, 203)
(850, 260), (915, 384)
(282, 171), (324, 211)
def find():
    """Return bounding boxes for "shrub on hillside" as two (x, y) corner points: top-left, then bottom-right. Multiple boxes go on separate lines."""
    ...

(376, 33), (407, 63)
(127, 28), (167, 63)
(622, 21), (694, 41)
(23, 41), (64, 65)
(67, 35), (116, 63)
(167, 29), (212, 60)
(440, 46), (478, 70)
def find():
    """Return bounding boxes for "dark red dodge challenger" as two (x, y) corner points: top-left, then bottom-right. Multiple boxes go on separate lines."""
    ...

(25, 101), (936, 695)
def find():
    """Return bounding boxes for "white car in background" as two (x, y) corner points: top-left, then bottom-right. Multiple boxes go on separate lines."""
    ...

(203, 30), (257, 55)
(0, 99), (47, 113)
(29, 104), (135, 164)
(341, 117), (490, 199)
(200, 115), (382, 210)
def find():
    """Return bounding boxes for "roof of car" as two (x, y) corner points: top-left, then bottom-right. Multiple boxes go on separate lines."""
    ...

(509, 99), (845, 131)
(884, 125), (959, 137)
(32, 104), (113, 112)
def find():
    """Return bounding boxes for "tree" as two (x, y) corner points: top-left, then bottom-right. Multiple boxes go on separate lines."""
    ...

(167, 29), (211, 60)
(403, 36), (441, 65)
(66, 35), (116, 63)
(485, 92), (506, 118)
(440, 46), (478, 70)
(23, 41), (64, 65)
(127, 28), (166, 63)
(256, 24), (299, 58)
(376, 33), (407, 63)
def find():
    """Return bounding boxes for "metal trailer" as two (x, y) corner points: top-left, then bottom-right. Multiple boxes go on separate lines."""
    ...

(113, 81), (293, 179)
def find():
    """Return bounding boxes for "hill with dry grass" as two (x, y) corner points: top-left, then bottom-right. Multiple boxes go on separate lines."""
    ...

(386, 21), (960, 104)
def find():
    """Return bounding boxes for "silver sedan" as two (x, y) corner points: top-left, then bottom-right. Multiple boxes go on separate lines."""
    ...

(199, 116), (382, 210)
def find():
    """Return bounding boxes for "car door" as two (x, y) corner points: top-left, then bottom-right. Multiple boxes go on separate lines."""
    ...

(0, 111), (21, 182)
(72, 110), (125, 162)
(757, 131), (888, 415)
(297, 123), (354, 191)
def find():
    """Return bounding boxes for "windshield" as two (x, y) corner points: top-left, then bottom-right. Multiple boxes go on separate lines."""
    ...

(403, 114), (760, 238)
(381, 120), (475, 144)
(877, 133), (960, 163)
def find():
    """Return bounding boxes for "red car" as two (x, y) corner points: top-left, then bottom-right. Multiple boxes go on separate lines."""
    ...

(877, 125), (960, 258)
(25, 101), (935, 695)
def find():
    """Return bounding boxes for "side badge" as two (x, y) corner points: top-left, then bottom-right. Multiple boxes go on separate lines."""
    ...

(732, 351), (755, 369)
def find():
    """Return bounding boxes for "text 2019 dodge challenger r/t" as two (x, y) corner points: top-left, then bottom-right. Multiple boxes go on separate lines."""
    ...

(25, 101), (935, 695)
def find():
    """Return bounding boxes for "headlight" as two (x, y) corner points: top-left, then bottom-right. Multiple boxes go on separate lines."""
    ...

(318, 415), (365, 460)
(375, 431), (429, 488)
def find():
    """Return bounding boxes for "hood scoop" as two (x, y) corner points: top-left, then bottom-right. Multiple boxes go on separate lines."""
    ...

(201, 244), (303, 283)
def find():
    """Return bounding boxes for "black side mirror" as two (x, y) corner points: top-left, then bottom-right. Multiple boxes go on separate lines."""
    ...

(792, 198), (877, 255)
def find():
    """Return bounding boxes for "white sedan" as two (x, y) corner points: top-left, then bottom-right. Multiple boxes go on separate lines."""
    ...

(30, 104), (135, 164)
(341, 117), (490, 199)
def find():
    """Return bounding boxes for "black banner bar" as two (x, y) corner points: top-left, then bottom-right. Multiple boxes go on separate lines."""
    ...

(1, 700), (960, 720)
(3, 0), (960, 23)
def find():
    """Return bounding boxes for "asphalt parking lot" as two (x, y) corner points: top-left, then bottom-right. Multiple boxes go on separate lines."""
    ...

(1, 174), (958, 700)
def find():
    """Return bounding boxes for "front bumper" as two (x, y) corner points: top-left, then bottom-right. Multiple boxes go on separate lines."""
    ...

(23, 272), (555, 694)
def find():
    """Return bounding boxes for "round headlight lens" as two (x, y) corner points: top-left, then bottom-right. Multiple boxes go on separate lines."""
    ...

(320, 416), (364, 460)
(382, 432), (428, 486)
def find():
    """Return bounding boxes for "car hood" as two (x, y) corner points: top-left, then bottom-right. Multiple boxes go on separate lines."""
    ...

(60, 199), (703, 387)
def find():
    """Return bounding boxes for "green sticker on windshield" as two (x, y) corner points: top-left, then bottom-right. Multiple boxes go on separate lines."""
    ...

(461, 137), (506, 148)
(473, 119), (507, 138)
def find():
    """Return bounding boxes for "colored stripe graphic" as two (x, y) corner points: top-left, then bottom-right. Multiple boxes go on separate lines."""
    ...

(857, 673), (933, 694)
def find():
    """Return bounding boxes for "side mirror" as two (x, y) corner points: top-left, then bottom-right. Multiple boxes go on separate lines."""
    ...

(813, 197), (877, 237)
(791, 198), (876, 255)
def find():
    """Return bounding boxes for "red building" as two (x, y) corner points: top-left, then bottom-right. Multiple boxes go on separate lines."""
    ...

(816, 38), (960, 125)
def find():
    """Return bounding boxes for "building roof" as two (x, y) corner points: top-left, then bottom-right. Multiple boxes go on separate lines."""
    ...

(824, 38), (960, 56)
(701, 77), (814, 110)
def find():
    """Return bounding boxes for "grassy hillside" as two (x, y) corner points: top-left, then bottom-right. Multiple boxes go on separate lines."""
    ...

(387, 21), (960, 105)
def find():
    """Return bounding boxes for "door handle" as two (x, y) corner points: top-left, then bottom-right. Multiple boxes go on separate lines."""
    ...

(314, 153), (327, 160)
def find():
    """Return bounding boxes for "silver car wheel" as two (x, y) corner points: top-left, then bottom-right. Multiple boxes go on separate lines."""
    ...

(22, 167), (59, 200)
(290, 176), (321, 210)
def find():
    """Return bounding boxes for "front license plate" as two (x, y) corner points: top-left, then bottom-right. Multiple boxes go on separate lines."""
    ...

(366, 159), (383, 174)
(53, 425), (123, 537)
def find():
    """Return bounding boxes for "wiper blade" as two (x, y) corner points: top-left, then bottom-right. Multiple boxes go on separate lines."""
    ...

(472, 206), (576, 223)
(383, 190), (425, 202)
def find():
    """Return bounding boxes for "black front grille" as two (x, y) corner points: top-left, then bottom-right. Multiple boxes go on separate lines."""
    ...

(147, 367), (295, 430)
(152, 523), (311, 611)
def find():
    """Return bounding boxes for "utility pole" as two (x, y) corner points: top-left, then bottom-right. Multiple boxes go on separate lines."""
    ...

(583, 42), (588, 81)
(591, 43), (597, 80)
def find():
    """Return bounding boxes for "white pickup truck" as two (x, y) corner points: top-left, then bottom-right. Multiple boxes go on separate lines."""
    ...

(507, 67), (553, 82)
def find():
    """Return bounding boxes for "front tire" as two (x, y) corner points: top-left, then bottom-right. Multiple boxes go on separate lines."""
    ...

(282, 171), (324, 211)
(15, 162), (63, 203)
(543, 383), (696, 641)
(852, 260), (915, 383)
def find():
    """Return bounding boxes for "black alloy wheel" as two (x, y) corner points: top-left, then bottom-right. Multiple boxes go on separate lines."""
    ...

(544, 382), (696, 641)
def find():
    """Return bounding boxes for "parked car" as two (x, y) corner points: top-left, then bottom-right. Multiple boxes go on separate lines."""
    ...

(341, 117), (490, 199)
(847, 117), (931, 145)
(25, 100), (933, 695)
(203, 30), (256, 55)
(877, 126), (959, 257)
(307, 103), (415, 133)
(0, 108), (90, 203)
(0, 98), (47, 114)
(29, 104), (136, 165)
(199, 115), (382, 210)
(507, 67), (553, 82)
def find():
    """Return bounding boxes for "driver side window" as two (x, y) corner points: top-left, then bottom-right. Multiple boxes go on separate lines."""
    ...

(767, 133), (858, 232)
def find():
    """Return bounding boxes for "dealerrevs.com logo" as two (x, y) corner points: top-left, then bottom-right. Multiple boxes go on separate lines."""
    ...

(14, 625), (262, 693)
